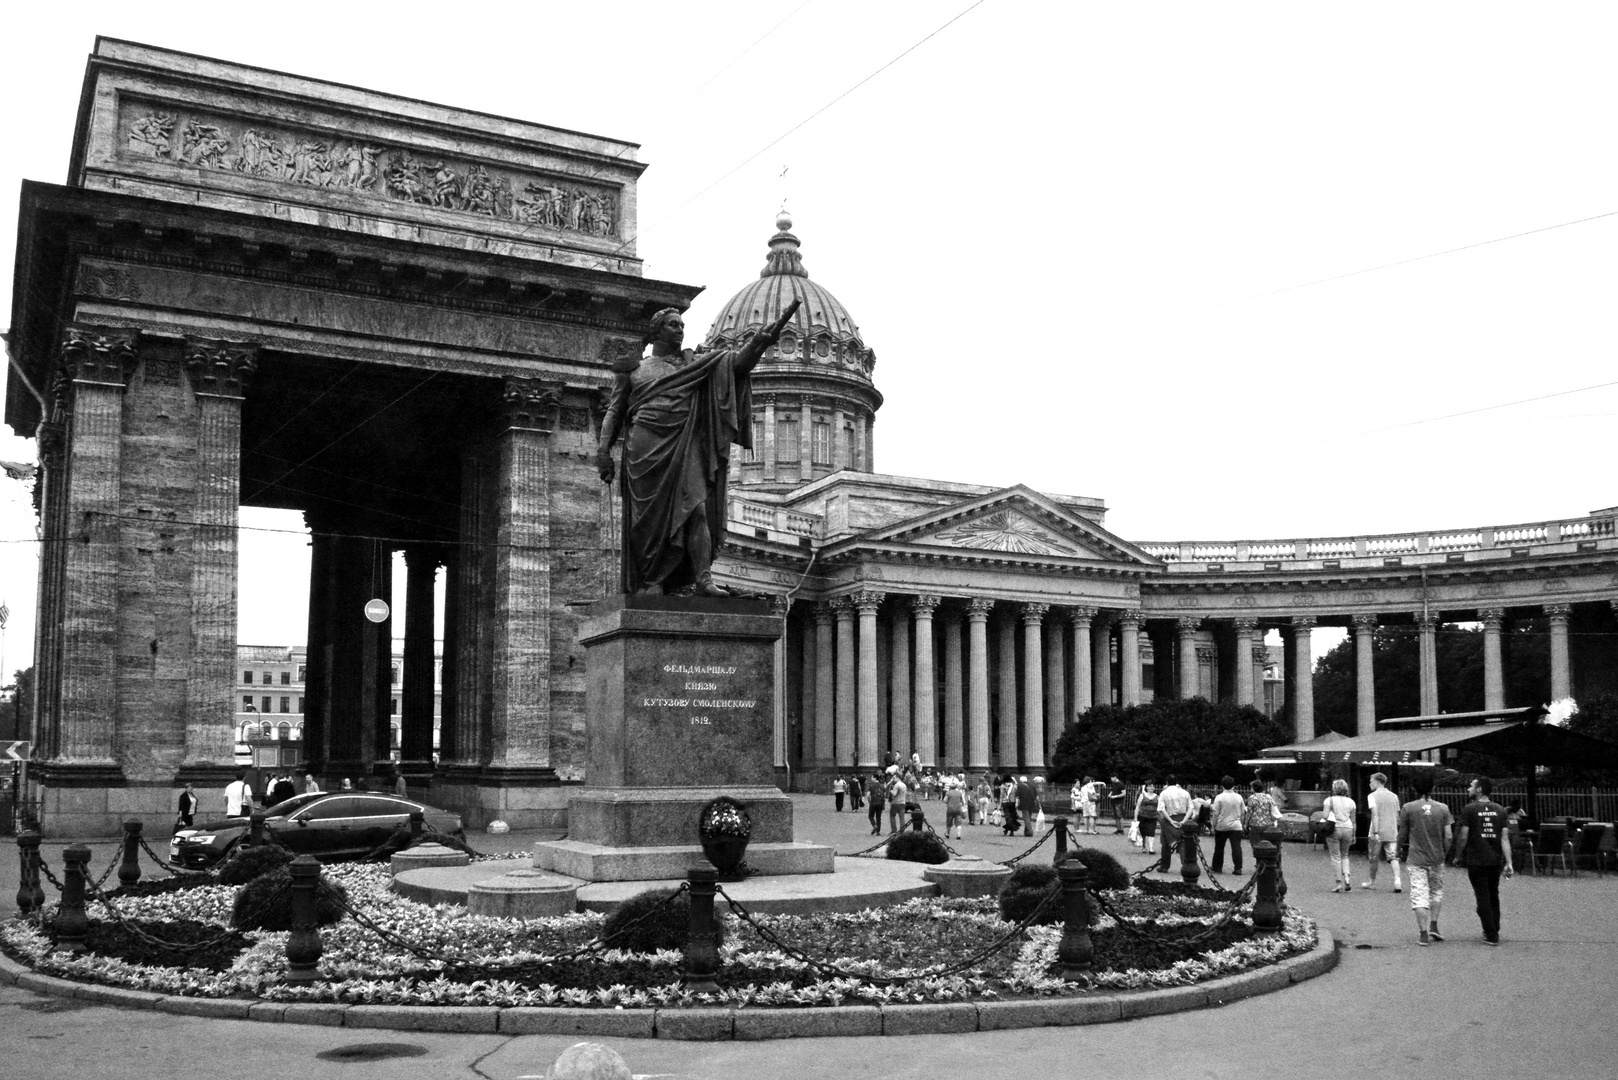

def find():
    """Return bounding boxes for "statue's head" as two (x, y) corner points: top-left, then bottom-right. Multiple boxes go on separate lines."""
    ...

(646, 308), (686, 349)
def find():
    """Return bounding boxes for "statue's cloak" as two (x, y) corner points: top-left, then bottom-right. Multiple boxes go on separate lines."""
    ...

(617, 346), (752, 592)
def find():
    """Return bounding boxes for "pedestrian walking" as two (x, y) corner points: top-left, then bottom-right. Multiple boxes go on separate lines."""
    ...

(1210, 775), (1246, 875)
(1456, 776), (1514, 945)
(1000, 775), (1020, 836)
(848, 772), (864, 811)
(1398, 770), (1454, 946)
(832, 776), (846, 812)
(866, 773), (886, 835)
(1243, 778), (1282, 846)
(224, 768), (253, 818)
(887, 771), (909, 834)
(176, 782), (198, 829)
(1079, 775), (1101, 834)
(1322, 778), (1357, 891)
(1108, 775), (1127, 833)
(1016, 775), (1039, 837)
(944, 780), (967, 840)
(1135, 781), (1160, 856)
(1361, 772), (1403, 892)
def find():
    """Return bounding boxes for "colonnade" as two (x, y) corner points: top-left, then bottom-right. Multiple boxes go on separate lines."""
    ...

(783, 595), (1615, 774)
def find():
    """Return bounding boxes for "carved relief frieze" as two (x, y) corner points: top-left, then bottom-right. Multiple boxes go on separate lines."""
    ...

(1476, 583), (1505, 599)
(926, 510), (1080, 556)
(1172, 596), (1201, 608)
(121, 102), (620, 238)
(1231, 595), (1257, 608)
(75, 264), (143, 302)
(1543, 578), (1569, 593)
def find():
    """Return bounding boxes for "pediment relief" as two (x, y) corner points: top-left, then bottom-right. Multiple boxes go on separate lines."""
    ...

(914, 509), (1092, 557)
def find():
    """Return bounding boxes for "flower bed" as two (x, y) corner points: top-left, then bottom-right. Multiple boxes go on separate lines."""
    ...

(0, 861), (1315, 1009)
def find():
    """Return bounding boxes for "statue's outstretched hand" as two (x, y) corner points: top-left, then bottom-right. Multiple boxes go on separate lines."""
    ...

(597, 450), (616, 485)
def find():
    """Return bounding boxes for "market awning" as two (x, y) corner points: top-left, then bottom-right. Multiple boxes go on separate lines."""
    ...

(1261, 720), (1618, 769)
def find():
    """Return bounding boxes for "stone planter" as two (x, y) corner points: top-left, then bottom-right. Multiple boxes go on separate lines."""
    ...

(699, 833), (751, 879)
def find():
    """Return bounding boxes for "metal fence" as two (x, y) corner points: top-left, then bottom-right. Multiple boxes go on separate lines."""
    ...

(1420, 785), (1618, 822)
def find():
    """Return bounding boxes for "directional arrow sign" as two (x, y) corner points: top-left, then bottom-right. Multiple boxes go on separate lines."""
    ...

(4, 741), (31, 761)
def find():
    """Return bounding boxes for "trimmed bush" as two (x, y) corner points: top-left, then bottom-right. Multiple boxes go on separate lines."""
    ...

(1065, 847), (1130, 891)
(599, 887), (725, 954)
(885, 830), (951, 865)
(996, 863), (1062, 925)
(231, 866), (348, 931)
(216, 843), (293, 886)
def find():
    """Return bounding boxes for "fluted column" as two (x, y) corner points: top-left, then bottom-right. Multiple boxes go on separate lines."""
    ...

(1546, 603), (1572, 702)
(1069, 607), (1095, 719)
(814, 602), (836, 766)
(447, 449), (484, 768)
(771, 595), (791, 769)
(1253, 645), (1269, 713)
(1176, 617), (1200, 700)
(1044, 608), (1065, 760)
(943, 605), (965, 769)
(966, 598), (992, 768)
(32, 421), (65, 759)
(833, 597), (856, 766)
(486, 378), (560, 775)
(1021, 604), (1048, 769)
(1091, 611), (1114, 707)
(1352, 613), (1377, 737)
(997, 606), (1018, 767)
(1233, 618), (1258, 706)
(1290, 616), (1316, 740)
(1119, 610), (1143, 706)
(799, 607), (816, 767)
(912, 595), (939, 767)
(399, 546), (441, 766)
(182, 337), (257, 768)
(1417, 613), (1440, 716)
(888, 598), (912, 762)
(853, 590), (884, 768)
(762, 397), (777, 482)
(1480, 607), (1505, 711)
(56, 329), (137, 767)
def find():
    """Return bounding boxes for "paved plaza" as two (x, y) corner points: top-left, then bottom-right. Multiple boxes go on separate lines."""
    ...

(2, 793), (1614, 1079)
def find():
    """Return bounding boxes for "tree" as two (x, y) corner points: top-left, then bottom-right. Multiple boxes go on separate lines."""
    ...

(1, 666), (31, 743)
(1049, 698), (1291, 785)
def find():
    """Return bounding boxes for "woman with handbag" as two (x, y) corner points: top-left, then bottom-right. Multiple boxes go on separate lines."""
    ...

(1322, 778), (1357, 892)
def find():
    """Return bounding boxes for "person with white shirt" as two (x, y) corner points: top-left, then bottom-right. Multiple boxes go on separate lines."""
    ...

(1210, 775), (1248, 875)
(224, 768), (253, 818)
(1361, 772), (1403, 892)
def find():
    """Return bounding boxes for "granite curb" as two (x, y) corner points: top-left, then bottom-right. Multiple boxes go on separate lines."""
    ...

(0, 929), (1338, 1039)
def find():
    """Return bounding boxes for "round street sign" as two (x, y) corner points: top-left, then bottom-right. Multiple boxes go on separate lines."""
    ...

(364, 598), (390, 623)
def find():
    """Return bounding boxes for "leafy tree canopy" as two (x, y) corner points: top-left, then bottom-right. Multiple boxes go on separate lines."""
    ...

(1049, 698), (1291, 786)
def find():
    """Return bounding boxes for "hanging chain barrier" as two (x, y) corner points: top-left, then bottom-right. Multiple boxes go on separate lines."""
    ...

(75, 872), (289, 954)
(137, 835), (187, 875)
(834, 834), (892, 859)
(1090, 865), (1262, 948)
(713, 882), (1058, 987)
(1002, 825), (1056, 867)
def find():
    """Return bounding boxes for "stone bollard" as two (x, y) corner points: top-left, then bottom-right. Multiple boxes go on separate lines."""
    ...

(409, 810), (424, 843)
(1054, 816), (1069, 863)
(1179, 824), (1201, 885)
(910, 806), (925, 833)
(55, 844), (91, 953)
(1261, 826), (1288, 902)
(284, 855), (324, 984)
(1055, 859), (1094, 982)
(118, 820), (143, 888)
(1252, 839), (1282, 932)
(16, 831), (45, 915)
(682, 869), (721, 993)
(248, 811), (266, 849)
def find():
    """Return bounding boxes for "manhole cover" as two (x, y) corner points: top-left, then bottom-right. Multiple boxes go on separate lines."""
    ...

(19, 999), (87, 1013)
(315, 1043), (430, 1063)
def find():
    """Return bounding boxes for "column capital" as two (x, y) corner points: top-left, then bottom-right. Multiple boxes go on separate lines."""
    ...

(1290, 615), (1317, 632)
(1232, 616), (1260, 634)
(183, 337), (259, 398)
(1068, 605), (1098, 623)
(1021, 602), (1050, 624)
(770, 594), (793, 617)
(1176, 616), (1201, 634)
(911, 593), (941, 615)
(1479, 607), (1505, 628)
(1195, 646), (1217, 662)
(814, 600), (836, 625)
(1415, 611), (1439, 631)
(1544, 603), (1572, 620)
(1351, 613), (1378, 632)
(829, 596), (855, 617)
(499, 376), (564, 432)
(850, 589), (885, 613)
(1118, 609), (1143, 625)
(60, 326), (139, 387)
(1252, 646), (1270, 664)
(965, 597), (995, 620)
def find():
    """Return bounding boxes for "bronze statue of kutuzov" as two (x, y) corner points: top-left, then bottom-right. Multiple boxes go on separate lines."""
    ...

(597, 299), (800, 596)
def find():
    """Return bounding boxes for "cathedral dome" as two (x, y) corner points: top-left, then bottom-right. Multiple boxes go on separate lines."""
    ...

(705, 213), (876, 382)
(707, 214), (882, 491)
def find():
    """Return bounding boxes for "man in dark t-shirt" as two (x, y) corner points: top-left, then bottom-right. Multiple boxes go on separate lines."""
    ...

(1456, 776), (1515, 945)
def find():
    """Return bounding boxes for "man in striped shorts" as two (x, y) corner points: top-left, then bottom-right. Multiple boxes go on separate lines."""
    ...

(1397, 770), (1455, 946)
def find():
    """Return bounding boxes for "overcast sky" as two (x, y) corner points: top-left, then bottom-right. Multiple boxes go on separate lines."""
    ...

(1, 1), (1615, 658)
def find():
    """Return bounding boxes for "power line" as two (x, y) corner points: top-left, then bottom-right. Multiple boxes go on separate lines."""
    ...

(1354, 377), (1618, 436)
(1247, 208), (1618, 300)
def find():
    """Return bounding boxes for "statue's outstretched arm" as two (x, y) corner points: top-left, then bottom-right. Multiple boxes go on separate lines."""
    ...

(734, 298), (802, 378)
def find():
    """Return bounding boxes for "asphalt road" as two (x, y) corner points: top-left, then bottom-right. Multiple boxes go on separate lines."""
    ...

(3, 794), (1614, 1080)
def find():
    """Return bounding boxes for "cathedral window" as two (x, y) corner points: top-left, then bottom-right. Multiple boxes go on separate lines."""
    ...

(812, 421), (831, 465)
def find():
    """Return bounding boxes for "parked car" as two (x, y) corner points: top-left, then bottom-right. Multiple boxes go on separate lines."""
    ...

(169, 792), (463, 871)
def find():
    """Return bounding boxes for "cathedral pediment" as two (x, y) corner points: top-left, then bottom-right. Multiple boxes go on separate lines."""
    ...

(855, 486), (1158, 566)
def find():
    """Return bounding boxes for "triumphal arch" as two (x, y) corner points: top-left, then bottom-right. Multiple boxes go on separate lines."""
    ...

(8, 39), (697, 834)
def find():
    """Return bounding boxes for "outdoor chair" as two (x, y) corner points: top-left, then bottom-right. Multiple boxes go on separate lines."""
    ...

(1526, 822), (1574, 876)
(1573, 822), (1614, 877)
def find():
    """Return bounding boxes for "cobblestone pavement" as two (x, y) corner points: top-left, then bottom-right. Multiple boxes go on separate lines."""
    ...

(2, 793), (1615, 1079)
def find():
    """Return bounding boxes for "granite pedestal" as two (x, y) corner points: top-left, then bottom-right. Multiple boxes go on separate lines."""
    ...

(533, 596), (833, 881)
